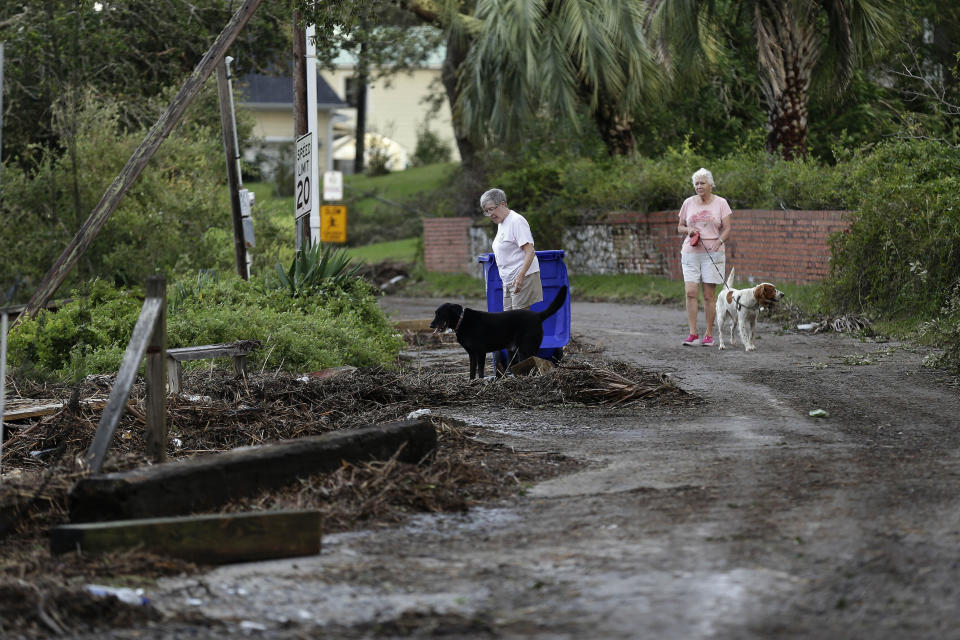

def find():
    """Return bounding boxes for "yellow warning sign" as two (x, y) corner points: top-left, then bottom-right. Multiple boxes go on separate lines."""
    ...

(320, 205), (347, 243)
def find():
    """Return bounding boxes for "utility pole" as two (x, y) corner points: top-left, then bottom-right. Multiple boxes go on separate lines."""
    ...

(216, 59), (248, 279)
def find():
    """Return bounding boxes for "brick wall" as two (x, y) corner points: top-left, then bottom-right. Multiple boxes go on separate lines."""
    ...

(423, 211), (851, 284)
(423, 217), (474, 274)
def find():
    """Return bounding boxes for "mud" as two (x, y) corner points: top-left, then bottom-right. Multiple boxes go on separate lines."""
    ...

(135, 298), (959, 638)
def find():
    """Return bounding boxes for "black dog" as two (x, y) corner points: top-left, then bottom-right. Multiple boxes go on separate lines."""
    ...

(430, 286), (568, 380)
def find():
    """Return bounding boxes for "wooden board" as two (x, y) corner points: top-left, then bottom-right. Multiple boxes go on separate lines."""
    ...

(50, 510), (321, 564)
(3, 397), (109, 422)
(68, 418), (437, 522)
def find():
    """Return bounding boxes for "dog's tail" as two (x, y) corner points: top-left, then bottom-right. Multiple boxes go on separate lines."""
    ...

(537, 285), (568, 322)
(723, 267), (736, 291)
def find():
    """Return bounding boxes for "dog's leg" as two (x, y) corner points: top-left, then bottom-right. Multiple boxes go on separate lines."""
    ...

(740, 313), (756, 352)
(477, 351), (485, 380)
(469, 353), (479, 379)
(716, 303), (727, 350)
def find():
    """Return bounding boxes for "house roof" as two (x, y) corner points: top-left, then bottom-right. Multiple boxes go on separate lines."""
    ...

(239, 72), (347, 109)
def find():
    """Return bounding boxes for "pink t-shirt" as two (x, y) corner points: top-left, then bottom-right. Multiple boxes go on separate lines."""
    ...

(678, 195), (732, 253)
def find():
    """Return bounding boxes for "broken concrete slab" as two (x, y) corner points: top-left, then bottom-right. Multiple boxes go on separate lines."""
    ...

(68, 419), (436, 522)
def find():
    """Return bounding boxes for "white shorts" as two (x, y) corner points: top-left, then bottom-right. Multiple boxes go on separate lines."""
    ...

(681, 251), (726, 284)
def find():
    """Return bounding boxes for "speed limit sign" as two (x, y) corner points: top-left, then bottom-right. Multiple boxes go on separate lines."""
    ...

(294, 132), (312, 220)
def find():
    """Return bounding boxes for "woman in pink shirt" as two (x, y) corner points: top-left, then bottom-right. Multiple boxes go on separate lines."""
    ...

(677, 168), (733, 346)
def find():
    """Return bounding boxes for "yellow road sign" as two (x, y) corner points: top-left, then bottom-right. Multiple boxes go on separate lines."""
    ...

(320, 205), (347, 243)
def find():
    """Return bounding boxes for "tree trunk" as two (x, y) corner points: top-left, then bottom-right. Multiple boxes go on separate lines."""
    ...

(292, 14), (308, 137)
(754, 2), (819, 159)
(764, 73), (810, 160)
(441, 33), (485, 217)
(353, 40), (369, 175)
(594, 99), (637, 156)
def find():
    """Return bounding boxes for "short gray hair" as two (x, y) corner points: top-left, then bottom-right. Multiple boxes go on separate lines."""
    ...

(479, 188), (506, 211)
(691, 168), (715, 187)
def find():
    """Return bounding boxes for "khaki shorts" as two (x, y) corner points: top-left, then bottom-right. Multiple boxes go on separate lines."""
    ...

(681, 251), (726, 284)
(503, 272), (543, 310)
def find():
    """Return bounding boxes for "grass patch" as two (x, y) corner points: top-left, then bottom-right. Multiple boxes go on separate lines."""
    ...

(344, 162), (457, 206)
(402, 272), (486, 299)
(344, 237), (419, 264)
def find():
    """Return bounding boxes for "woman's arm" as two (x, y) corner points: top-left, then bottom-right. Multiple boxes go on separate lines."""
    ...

(514, 243), (536, 292)
(720, 217), (732, 243)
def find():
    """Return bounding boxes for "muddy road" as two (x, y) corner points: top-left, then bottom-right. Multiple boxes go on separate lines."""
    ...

(148, 297), (960, 639)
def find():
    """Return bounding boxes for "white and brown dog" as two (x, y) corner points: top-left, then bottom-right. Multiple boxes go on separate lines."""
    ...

(715, 268), (785, 351)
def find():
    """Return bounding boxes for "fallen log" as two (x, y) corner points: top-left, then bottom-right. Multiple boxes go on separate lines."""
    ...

(68, 419), (436, 522)
(50, 510), (321, 564)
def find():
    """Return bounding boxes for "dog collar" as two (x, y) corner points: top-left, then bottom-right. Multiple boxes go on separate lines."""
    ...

(735, 294), (760, 312)
(454, 308), (465, 331)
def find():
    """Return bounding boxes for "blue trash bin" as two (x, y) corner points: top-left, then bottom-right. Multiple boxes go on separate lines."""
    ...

(477, 250), (571, 370)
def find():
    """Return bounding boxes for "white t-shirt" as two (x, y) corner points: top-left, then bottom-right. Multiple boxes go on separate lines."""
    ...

(492, 209), (540, 285)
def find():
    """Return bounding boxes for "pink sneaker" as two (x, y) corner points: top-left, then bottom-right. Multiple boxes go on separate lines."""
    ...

(700, 336), (714, 347)
(682, 333), (699, 346)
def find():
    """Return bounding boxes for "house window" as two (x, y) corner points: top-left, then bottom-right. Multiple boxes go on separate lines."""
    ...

(345, 77), (362, 108)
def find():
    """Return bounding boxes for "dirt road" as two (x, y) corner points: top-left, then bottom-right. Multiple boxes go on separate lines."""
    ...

(151, 297), (960, 639)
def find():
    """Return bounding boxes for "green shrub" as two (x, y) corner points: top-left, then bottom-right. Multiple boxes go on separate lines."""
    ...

(275, 244), (363, 297)
(824, 139), (960, 317)
(0, 85), (285, 302)
(411, 122), (452, 166)
(8, 276), (404, 382)
(918, 284), (960, 375)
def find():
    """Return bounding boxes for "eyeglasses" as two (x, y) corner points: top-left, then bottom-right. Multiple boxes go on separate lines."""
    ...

(482, 203), (500, 217)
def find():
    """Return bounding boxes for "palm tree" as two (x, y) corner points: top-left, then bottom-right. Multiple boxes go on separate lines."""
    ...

(648, 0), (897, 158)
(453, 0), (661, 156)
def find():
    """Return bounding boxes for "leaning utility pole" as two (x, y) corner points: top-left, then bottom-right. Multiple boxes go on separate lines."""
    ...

(216, 59), (249, 279)
(17, 0), (264, 324)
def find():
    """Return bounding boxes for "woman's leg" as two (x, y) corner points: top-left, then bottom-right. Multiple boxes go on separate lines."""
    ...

(685, 281), (700, 335)
(702, 283), (717, 337)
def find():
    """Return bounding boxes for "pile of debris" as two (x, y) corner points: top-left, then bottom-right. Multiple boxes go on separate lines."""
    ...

(0, 345), (692, 637)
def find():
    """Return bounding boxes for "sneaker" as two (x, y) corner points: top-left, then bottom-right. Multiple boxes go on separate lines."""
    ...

(682, 333), (699, 346)
(700, 336), (714, 347)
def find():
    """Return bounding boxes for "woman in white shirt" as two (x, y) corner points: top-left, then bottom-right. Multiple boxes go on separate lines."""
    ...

(480, 188), (543, 310)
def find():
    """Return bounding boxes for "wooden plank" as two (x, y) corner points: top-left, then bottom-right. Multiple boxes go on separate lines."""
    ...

(167, 358), (184, 395)
(166, 342), (257, 361)
(3, 397), (109, 422)
(50, 510), (321, 564)
(144, 277), (167, 463)
(17, 0), (264, 323)
(69, 419), (437, 522)
(83, 298), (164, 473)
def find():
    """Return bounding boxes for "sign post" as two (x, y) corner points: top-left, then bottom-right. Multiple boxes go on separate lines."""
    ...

(294, 132), (313, 250)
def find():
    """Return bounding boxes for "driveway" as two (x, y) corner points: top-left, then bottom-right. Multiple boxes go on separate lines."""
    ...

(150, 297), (960, 639)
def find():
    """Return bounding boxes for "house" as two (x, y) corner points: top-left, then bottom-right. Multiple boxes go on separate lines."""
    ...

(237, 72), (348, 179)
(319, 44), (460, 172)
